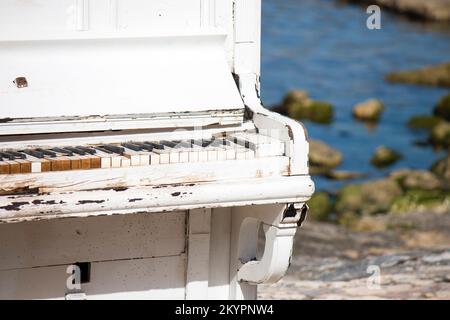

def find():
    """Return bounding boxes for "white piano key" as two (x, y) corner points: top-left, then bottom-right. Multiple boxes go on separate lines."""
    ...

(150, 152), (160, 165)
(121, 157), (131, 167)
(169, 151), (180, 164)
(236, 150), (247, 160)
(210, 139), (229, 161)
(159, 153), (170, 164)
(122, 147), (141, 166)
(207, 149), (218, 161)
(179, 151), (189, 163)
(111, 156), (122, 168)
(226, 148), (236, 160)
(23, 154), (43, 173)
(92, 148), (112, 169)
(230, 132), (285, 157)
(151, 142), (176, 164)
(139, 154), (150, 166)
(188, 150), (199, 162)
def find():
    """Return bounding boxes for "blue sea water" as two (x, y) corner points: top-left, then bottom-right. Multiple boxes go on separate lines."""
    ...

(261, 0), (450, 191)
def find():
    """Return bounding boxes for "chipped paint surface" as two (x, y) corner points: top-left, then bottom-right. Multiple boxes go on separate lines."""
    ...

(0, 157), (289, 194)
(0, 176), (314, 223)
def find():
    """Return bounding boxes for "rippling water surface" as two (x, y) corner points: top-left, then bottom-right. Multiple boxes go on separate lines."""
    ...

(261, 0), (450, 191)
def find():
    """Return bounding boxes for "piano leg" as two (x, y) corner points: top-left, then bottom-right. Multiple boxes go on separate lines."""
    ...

(229, 203), (308, 300)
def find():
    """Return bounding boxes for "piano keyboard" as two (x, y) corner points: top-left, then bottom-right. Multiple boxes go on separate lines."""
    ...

(0, 133), (285, 175)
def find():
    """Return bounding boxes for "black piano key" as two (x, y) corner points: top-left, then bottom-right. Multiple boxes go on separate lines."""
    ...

(76, 146), (97, 155)
(160, 140), (179, 148)
(192, 139), (212, 148)
(7, 151), (27, 159)
(22, 149), (45, 159)
(145, 142), (164, 150)
(36, 148), (57, 158)
(101, 145), (124, 154)
(210, 139), (229, 147)
(134, 142), (154, 152)
(0, 152), (15, 160)
(177, 141), (193, 148)
(64, 146), (87, 156)
(95, 146), (113, 154)
(122, 143), (143, 152)
(51, 147), (74, 156)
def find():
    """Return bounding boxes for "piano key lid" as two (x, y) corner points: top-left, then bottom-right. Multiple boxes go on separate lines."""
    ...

(0, 0), (262, 136)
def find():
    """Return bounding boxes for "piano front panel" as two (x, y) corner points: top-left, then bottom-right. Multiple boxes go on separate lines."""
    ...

(0, 211), (187, 299)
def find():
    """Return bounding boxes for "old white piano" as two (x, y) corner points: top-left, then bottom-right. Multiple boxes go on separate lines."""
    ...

(0, 0), (314, 300)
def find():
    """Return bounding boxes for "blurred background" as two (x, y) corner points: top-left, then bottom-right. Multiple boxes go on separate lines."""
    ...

(258, 0), (450, 299)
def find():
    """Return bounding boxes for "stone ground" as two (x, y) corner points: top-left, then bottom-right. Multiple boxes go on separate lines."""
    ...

(258, 212), (450, 299)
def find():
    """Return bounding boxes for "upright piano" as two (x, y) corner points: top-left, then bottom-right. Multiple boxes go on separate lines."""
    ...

(0, 0), (314, 299)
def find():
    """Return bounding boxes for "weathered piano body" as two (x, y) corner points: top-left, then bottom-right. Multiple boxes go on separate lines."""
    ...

(0, 0), (314, 299)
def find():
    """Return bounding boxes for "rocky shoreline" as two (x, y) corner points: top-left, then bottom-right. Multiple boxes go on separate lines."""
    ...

(340, 0), (450, 22)
(259, 212), (450, 299)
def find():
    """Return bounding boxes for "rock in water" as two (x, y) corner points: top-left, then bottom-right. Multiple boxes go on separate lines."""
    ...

(370, 146), (403, 168)
(278, 90), (334, 124)
(430, 121), (450, 148)
(308, 139), (343, 174)
(407, 115), (442, 131)
(282, 90), (309, 105)
(352, 99), (384, 122)
(434, 93), (450, 121)
(344, 0), (450, 22)
(386, 63), (450, 88)
(325, 170), (365, 181)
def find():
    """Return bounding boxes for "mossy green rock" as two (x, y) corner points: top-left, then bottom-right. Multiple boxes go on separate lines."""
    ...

(386, 63), (450, 88)
(279, 90), (334, 124)
(370, 146), (403, 168)
(434, 93), (450, 121)
(389, 169), (443, 191)
(431, 154), (450, 184)
(430, 121), (450, 148)
(352, 99), (384, 122)
(407, 115), (442, 130)
(390, 189), (450, 214)
(335, 179), (403, 217)
(307, 192), (333, 221)
(286, 100), (334, 124)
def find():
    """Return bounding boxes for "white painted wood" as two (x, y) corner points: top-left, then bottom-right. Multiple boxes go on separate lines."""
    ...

(0, 255), (186, 300)
(0, 122), (256, 149)
(0, 211), (186, 270)
(0, 175), (314, 223)
(233, 0), (261, 75)
(0, 111), (245, 136)
(0, 34), (244, 121)
(185, 208), (211, 299)
(208, 208), (232, 300)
